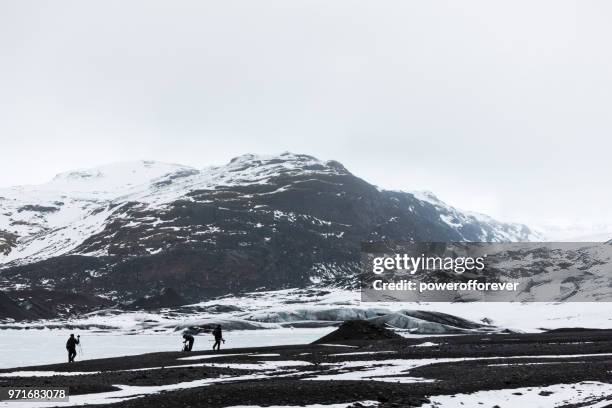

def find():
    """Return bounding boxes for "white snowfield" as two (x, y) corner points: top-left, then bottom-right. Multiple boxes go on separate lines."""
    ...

(422, 381), (612, 408)
(0, 153), (540, 268)
(0, 327), (335, 369)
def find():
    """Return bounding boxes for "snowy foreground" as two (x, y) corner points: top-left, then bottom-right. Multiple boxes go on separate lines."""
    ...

(0, 324), (610, 408)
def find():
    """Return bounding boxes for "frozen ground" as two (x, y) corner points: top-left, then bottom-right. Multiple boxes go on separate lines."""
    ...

(3, 289), (611, 333)
(0, 327), (333, 369)
(2, 288), (612, 368)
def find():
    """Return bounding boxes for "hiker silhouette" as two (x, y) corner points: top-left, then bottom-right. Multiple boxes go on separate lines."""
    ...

(66, 334), (80, 362)
(212, 325), (224, 350)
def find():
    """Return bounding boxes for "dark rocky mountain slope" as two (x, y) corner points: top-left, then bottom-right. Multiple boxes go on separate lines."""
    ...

(0, 153), (537, 304)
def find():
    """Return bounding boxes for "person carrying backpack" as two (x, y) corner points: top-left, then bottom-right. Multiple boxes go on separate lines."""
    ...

(212, 325), (224, 350)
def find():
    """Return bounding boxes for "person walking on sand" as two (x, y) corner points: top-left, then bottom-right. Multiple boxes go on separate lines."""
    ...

(212, 325), (224, 351)
(66, 334), (80, 363)
(182, 334), (195, 352)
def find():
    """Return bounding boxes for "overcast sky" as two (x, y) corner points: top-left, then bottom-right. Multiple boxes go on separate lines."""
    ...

(1, 1), (611, 234)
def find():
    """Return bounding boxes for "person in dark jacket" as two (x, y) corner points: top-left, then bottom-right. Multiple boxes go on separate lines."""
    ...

(66, 334), (80, 362)
(212, 325), (224, 351)
(182, 334), (194, 352)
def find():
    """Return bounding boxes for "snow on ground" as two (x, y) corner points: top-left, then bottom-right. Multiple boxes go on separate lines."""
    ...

(188, 360), (312, 371)
(422, 381), (612, 408)
(412, 342), (439, 347)
(0, 328), (334, 369)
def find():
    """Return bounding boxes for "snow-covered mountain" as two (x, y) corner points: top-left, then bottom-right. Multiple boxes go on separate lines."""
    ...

(0, 153), (538, 304)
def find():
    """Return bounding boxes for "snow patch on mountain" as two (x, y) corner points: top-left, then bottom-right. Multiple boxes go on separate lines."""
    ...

(411, 191), (541, 242)
(47, 161), (195, 193)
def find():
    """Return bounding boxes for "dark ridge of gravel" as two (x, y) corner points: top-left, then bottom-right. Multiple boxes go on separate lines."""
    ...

(0, 366), (255, 394)
(312, 320), (403, 344)
(545, 327), (609, 333)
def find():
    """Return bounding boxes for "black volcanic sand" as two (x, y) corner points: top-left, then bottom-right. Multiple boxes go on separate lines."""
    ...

(1, 322), (611, 407)
(313, 320), (404, 343)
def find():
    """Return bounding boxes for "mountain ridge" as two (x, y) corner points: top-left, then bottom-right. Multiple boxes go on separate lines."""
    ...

(0, 152), (538, 303)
